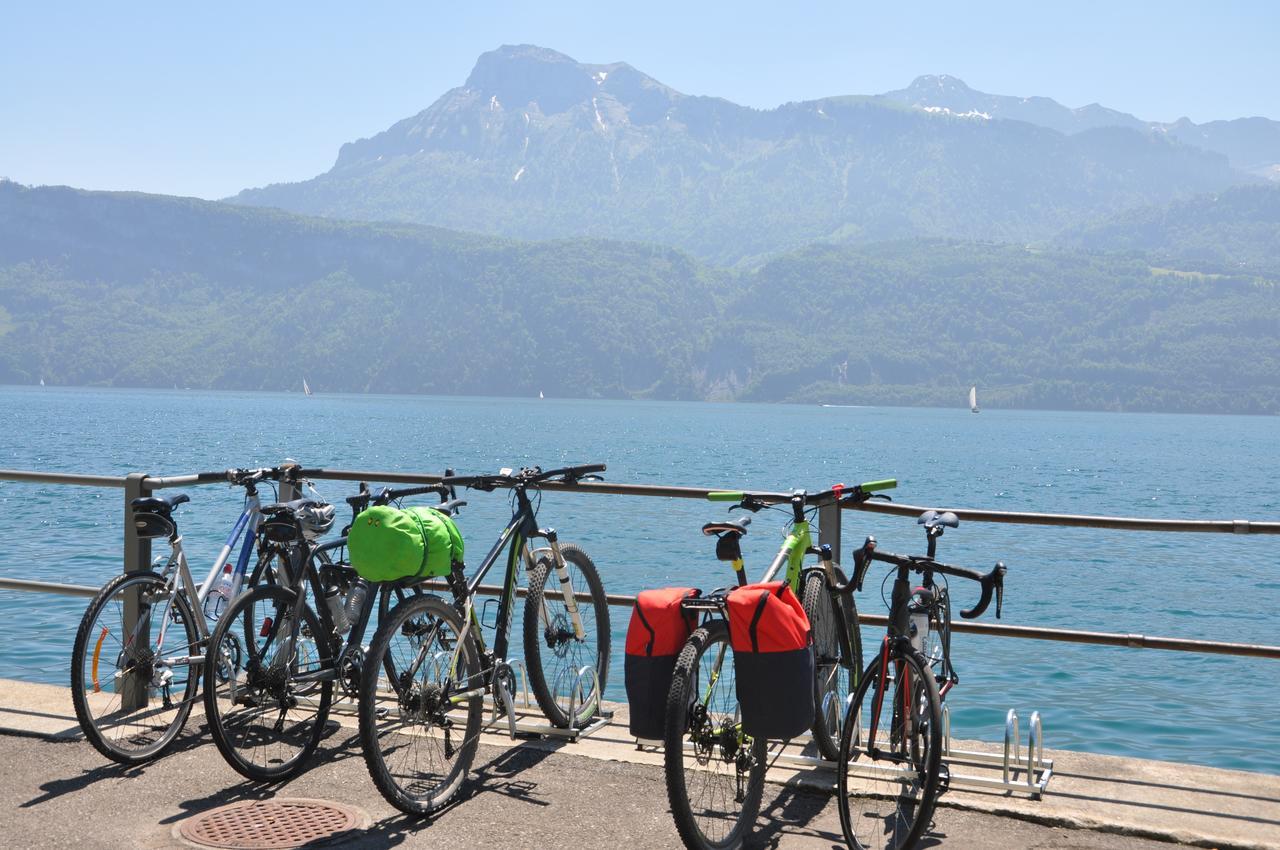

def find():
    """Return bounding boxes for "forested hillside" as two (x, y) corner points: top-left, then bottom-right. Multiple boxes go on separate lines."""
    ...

(1059, 184), (1280, 278)
(3, 183), (1277, 413)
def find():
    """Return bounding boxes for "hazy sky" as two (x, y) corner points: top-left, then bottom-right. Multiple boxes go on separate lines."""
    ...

(3, 1), (1277, 199)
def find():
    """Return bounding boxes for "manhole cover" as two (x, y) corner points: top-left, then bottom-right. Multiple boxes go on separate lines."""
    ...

(176, 798), (365, 849)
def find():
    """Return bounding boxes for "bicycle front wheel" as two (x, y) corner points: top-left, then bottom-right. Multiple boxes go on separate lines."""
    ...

(664, 619), (766, 850)
(203, 584), (333, 781)
(838, 650), (943, 850)
(359, 593), (483, 816)
(523, 542), (611, 728)
(71, 571), (200, 764)
(802, 567), (862, 761)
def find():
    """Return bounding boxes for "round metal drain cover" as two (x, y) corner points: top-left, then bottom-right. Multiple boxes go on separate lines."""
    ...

(176, 798), (365, 849)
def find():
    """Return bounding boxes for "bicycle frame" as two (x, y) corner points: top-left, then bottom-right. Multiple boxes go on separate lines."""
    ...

(408, 487), (589, 720)
(150, 493), (263, 654)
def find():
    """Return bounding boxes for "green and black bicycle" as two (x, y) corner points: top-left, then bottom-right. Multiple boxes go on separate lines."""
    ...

(664, 480), (895, 850)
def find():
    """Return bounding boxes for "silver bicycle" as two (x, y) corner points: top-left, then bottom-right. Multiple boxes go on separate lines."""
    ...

(69, 464), (332, 764)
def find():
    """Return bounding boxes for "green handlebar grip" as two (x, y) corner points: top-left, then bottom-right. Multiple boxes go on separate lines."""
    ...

(859, 479), (898, 492)
(707, 491), (745, 502)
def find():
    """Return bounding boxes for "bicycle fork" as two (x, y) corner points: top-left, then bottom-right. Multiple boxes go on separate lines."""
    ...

(527, 530), (586, 641)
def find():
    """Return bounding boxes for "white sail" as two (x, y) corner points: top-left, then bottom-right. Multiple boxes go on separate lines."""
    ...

(303, 378), (312, 396)
(969, 386), (979, 413)
(539, 390), (545, 399)
(39, 378), (45, 387)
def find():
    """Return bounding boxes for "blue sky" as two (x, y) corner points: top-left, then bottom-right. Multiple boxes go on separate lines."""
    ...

(3, 1), (1277, 199)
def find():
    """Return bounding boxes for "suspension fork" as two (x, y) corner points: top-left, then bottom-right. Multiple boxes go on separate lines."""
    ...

(535, 529), (586, 640)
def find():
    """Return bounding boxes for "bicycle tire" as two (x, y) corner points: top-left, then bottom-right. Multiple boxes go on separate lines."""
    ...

(664, 619), (766, 850)
(359, 593), (483, 816)
(71, 571), (200, 764)
(203, 583), (333, 781)
(802, 566), (862, 761)
(522, 542), (611, 728)
(837, 651), (943, 850)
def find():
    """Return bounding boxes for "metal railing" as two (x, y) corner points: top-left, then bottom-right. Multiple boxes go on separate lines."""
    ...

(2, 465), (1279, 662)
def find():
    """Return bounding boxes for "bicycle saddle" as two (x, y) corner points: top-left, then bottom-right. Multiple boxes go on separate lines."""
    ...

(918, 509), (959, 530)
(129, 493), (190, 513)
(702, 516), (751, 537)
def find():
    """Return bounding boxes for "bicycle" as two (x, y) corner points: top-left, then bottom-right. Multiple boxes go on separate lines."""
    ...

(70, 465), (308, 764)
(202, 482), (458, 781)
(357, 463), (611, 816)
(836, 530), (1006, 850)
(664, 480), (894, 850)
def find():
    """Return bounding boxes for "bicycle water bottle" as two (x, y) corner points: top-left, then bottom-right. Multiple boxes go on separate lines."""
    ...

(343, 579), (369, 627)
(325, 586), (351, 634)
(204, 564), (234, 621)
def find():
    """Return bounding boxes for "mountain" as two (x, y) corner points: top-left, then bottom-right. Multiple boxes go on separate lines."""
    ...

(231, 46), (1247, 266)
(1059, 184), (1280, 277)
(883, 75), (1280, 178)
(0, 181), (716, 398)
(4, 182), (1278, 413)
(714, 240), (1280, 413)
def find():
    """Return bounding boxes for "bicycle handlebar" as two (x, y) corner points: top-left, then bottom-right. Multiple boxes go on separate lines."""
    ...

(443, 462), (607, 491)
(345, 483), (450, 510)
(845, 537), (1006, 619)
(706, 478), (898, 512)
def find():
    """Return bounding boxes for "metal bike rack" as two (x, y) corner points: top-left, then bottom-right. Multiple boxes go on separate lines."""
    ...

(758, 702), (1052, 799)
(473, 658), (611, 743)
(934, 705), (1053, 797)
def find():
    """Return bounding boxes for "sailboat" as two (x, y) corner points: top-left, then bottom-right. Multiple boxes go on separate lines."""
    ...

(39, 378), (45, 387)
(303, 378), (313, 397)
(969, 386), (980, 413)
(539, 390), (545, 399)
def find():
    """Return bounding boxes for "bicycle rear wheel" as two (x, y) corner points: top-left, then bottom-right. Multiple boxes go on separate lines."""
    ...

(838, 650), (942, 850)
(360, 593), (483, 816)
(523, 542), (611, 728)
(203, 584), (333, 781)
(802, 567), (862, 761)
(71, 571), (200, 764)
(664, 619), (766, 850)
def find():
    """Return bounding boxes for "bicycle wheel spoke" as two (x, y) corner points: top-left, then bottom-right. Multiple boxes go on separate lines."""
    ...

(72, 573), (200, 763)
(360, 595), (482, 816)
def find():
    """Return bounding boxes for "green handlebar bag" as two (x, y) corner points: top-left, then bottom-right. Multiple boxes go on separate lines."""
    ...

(347, 505), (464, 582)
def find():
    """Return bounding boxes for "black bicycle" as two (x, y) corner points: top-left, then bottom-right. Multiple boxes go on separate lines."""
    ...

(836, 531), (1005, 850)
(202, 483), (458, 781)
(357, 463), (611, 816)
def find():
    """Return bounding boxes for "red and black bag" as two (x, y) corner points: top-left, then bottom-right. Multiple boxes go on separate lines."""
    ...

(728, 581), (814, 740)
(624, 587), (700, 739)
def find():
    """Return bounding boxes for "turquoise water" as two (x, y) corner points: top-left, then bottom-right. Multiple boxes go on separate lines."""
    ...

(1, 386), (1277, 773)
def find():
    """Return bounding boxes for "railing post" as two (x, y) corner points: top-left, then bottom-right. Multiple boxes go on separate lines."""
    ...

(122, 473), (151, 710)
(819, 500), (843, 566)
(278, 460), (298, 503)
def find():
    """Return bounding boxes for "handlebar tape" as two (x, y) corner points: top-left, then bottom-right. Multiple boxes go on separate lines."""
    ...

(859, 479), (897, 493)
(707, 491), (745, 502)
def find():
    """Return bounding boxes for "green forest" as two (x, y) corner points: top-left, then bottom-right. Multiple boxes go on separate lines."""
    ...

(3, 182), (1277, 413)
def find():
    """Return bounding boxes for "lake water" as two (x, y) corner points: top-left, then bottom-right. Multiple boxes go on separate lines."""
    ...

(1, 386), (1276, 773)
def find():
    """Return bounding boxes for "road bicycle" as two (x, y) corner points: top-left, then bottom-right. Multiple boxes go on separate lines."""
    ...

(202, 482), (456, 781)
(357, 463), (611, 816)
(70, 465), (307, 764)
(664, 480), (894, 850)
(836, 528), (1005, 850)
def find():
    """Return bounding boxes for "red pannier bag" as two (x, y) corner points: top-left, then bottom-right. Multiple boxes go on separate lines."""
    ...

(727, 581), (814, 740)
(624, 587), (700, 739)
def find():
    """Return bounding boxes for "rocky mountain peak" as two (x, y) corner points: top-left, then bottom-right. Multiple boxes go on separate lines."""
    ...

(464, 44), (597, 114)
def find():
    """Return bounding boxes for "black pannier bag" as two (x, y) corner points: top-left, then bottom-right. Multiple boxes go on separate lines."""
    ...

(728, 581), (814, 740)
(624, 587), (700, 739)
